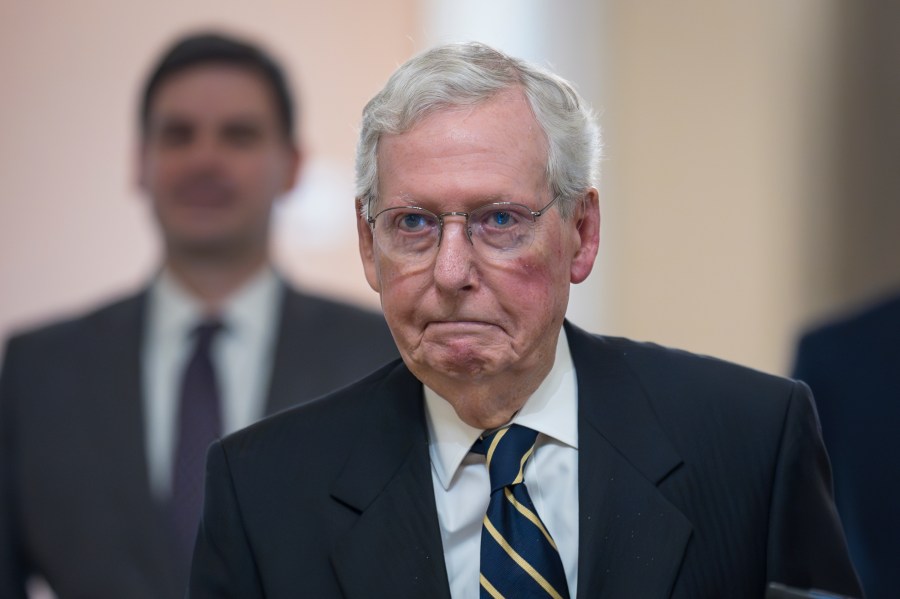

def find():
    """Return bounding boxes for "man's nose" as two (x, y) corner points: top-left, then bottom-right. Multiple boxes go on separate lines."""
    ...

(432, 217), (476, 292)
(184, 134), (226, 169)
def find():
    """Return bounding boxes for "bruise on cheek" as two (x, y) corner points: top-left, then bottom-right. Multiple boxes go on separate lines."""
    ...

(509, 255), (554, 281)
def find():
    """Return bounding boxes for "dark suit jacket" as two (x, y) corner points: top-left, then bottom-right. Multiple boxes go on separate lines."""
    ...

(188, 322), (861, 599)
(793, 294), (900, 599)
(0, 284), (398, 599)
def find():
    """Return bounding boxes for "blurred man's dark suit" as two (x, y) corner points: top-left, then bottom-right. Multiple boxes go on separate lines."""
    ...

(0, 284), (398, 599)
(189, 322), (861, 599)
(794, 293), (900, 599)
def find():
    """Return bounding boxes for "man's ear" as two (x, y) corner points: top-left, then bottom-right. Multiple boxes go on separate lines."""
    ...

(281, 143), (303, 192)
(569, 188), (600, 284)
(356, 198), (381, 292)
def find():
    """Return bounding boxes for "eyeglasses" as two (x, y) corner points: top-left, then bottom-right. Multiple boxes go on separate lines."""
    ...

(366, 196), (560, 263)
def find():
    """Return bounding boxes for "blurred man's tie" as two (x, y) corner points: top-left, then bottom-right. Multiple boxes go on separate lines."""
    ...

(170, 319), (223, 566)
(472, 424), (570, 599)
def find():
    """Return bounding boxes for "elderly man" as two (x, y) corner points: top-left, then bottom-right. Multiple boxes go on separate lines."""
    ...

(188, 42), (860, 598)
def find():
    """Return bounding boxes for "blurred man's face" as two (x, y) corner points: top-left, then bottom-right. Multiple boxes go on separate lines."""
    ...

(139, 65), (299, 259)
(358, 88), (599, 426)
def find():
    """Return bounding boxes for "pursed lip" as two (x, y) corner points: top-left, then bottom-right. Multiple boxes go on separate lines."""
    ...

(425, 320), (502, 333)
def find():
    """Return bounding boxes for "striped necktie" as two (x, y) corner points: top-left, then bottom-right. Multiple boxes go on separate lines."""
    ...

(472, 424), (570, 599)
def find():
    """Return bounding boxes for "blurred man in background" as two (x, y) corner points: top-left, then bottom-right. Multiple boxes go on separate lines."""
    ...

(0, 32), (397, 598)
(794, 292), (900, 599)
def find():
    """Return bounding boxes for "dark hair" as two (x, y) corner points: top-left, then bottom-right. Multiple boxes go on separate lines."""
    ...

(140, 32), (296, 141)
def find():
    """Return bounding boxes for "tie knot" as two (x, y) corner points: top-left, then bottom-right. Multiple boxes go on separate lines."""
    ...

(472, 424), (539, 492)
(191, 319), (223, 350)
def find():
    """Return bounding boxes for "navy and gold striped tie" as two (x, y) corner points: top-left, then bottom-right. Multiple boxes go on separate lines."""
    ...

(472, 424), (570, 599)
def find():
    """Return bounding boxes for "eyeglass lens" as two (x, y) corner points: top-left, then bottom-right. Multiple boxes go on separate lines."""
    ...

(371, 203), (540, 262)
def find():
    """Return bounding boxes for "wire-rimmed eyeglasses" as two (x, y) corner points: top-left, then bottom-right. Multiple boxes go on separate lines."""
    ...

(366, 196), (560, 263)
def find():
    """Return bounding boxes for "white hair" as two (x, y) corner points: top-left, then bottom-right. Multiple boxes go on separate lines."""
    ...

(355, 41), (602, 219)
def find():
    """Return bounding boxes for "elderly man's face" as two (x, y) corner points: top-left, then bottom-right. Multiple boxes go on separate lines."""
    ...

(358, 88), (599, 426)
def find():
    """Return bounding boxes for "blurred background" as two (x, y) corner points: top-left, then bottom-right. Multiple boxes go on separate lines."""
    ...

(2, 0), (899, 376)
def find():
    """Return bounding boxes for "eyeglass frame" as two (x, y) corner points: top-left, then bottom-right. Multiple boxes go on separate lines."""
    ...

(365, 195), (562, 260)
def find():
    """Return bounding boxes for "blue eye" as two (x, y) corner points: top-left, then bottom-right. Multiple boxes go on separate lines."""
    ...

(397, 212), (430, 232)
(480, 209), (521, 229)
(492, 211), (511, 226)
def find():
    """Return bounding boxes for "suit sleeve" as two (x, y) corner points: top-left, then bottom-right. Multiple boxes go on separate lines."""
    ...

(765, 381), (862, 597)
(188, 441), (265, 599)
(0, 340), (31, 599)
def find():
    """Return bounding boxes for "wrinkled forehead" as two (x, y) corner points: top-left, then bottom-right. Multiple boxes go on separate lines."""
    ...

(375, 93), (551, 210)
(391, 86), (546, 147)
(377, 89), (549, 168)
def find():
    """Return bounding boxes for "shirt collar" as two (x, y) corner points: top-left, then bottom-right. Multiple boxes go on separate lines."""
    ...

(148, 266), (281, 342)
(424, 326), (579, 490)
(221, 267), (281, 343)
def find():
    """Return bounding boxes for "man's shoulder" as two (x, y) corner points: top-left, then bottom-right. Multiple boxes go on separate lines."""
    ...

(572, 330), (807, 468)
(280, 286), (391, 338)
(282, 286), (383, 322)
(277, 286), (396, 368)
(799, 291), (900, 351)
(627, 336), (783, 381)
(219, 358), (407, 457)
(568, 326), (800, 430)
(793, 292), (900, 391)
(3, 290), (145, 360)
(573, 327), (791, 393)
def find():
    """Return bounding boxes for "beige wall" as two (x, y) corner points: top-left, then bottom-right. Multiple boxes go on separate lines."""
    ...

(600, 1), (900, 374)
(600, 1), (843, 374)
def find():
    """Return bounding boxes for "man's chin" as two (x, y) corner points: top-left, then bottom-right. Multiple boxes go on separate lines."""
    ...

(416, 344), (510, 380)
(419, 321), (509, 351)
(396, 326), (516, 381)
(168, 233), (251, 257)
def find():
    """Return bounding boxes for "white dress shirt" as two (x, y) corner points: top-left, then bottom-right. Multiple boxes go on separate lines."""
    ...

(424, 327), (579, 599)
(142, 267), (281, 500)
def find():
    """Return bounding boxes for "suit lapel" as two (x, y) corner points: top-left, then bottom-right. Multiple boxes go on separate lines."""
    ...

(566, 323), (692, 598)
(329, 364), (451, 599)
(88, 292), (180, 594)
